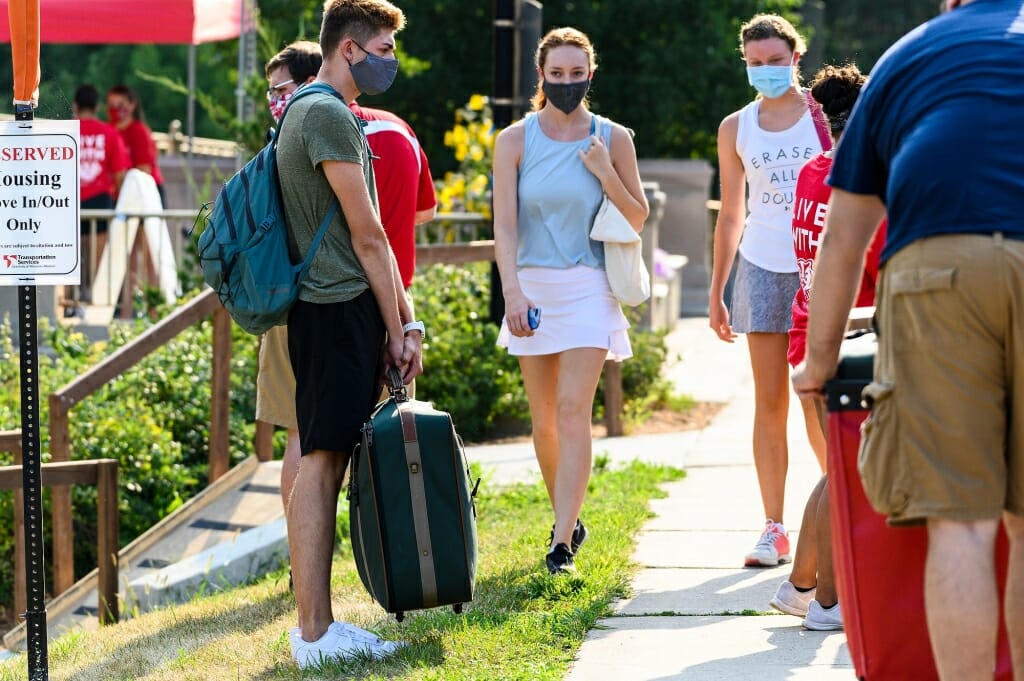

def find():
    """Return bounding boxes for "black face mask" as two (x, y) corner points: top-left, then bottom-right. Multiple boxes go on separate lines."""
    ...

(542, 79), (590, 114)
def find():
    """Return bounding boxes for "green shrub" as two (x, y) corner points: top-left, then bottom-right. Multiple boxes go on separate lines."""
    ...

(0, 301), (259, 606)
(596, 307), (674, 424)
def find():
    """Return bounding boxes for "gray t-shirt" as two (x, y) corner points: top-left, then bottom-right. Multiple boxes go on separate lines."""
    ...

(276, 90), (378, 303)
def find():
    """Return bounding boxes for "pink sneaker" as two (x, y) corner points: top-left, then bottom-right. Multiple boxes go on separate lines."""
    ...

(744, 519), (791, 567)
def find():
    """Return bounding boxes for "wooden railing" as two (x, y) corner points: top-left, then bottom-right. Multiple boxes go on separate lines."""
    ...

(46, 288), (230, 595)
(0, 457), (120, 625)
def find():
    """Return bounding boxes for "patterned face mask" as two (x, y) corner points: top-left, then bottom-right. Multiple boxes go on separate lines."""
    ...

(268, 90), (294, 123)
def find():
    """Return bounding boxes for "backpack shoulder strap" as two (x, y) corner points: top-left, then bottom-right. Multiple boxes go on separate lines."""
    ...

(277, 81), (346, 275)
(277, 81), (345, 130)
(807, 93), (832, 152)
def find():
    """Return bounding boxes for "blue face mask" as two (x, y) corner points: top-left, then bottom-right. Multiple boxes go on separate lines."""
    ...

(746, 64), (794, 99)
(349, 42), (399, 96)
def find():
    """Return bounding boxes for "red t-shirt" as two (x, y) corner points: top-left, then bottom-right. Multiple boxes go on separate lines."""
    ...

(350, 103), (436, 289)
(79, 118), (130, 202)
(118, 119), (164, 187)
(788, 153), (887, 366)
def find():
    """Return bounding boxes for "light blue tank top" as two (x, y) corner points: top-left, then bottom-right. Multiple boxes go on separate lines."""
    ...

(516, 112), (611, 269)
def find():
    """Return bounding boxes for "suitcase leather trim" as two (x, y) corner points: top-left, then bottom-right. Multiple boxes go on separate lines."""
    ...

(399, 405), (440, 608)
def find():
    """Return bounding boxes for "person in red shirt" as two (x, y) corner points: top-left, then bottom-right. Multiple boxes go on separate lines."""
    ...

(349, 102), (436, 288)
(105, 84), (165, 207)
(71, 84), (130, 310)
(769, 63), (886, 631)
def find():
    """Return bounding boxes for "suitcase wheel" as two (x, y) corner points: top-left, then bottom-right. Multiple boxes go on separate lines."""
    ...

(453, 603), (463, 614)
(395, 611), (405, 622)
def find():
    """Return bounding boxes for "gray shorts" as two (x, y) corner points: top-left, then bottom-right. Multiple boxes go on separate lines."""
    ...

(730, 254), (798, 334)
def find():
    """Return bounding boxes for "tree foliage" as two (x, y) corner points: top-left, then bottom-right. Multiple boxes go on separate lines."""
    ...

(0, 1), (941, 170)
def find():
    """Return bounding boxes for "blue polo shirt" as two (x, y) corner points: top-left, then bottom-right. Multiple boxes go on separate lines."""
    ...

(829, 0), (1024, 263)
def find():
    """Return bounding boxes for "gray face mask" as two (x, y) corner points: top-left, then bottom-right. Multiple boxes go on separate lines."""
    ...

(349, 42), (399, 96)
(542, 79), (590, 115)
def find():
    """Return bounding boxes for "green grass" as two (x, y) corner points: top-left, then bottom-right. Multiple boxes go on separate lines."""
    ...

(0, 461), (683, 681)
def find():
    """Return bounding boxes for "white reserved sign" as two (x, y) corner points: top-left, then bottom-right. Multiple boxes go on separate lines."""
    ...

(0, 119), (81, 286)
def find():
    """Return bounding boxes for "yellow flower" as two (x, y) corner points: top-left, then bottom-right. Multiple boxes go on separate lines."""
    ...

(455, 144), (468, 162)
(469, 145), (484, 162)
(469, 174), (489, 195)
(468, 94), (486, 111)
(452, 124), (470, 147)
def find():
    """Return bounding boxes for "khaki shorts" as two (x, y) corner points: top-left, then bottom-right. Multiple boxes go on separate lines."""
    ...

(858, 233), (1024, 525)
(256, 325), (298, 430)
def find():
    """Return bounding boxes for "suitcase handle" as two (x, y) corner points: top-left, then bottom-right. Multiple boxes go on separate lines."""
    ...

(386, 367), (410, 403)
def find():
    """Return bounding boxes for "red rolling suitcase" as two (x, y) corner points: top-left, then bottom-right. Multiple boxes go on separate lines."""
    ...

(826, 331), (1013, 680)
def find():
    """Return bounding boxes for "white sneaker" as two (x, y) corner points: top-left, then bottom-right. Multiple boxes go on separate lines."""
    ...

(289, 621), (404, 668)
(334, 622), (405, 653)
(803, 600), (844, 631)
(744, 519), (792, 567)
(769, 580), (815, 617)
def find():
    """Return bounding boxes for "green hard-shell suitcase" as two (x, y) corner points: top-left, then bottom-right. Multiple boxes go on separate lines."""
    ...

(348, 372), (479, 621)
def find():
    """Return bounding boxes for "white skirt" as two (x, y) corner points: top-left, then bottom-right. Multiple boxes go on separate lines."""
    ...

(497, 265), (633, 360)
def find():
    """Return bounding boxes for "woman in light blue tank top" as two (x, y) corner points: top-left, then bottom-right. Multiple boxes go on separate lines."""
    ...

(493, 27), (649, 575)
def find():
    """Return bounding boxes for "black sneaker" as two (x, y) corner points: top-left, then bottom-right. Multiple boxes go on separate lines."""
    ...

(571, 519), (588, 553)
(546, 542), (576, 574)
(548, 519), (588, 554)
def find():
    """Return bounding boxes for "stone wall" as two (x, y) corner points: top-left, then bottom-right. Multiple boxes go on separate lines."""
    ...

(638, 160), (714, 317)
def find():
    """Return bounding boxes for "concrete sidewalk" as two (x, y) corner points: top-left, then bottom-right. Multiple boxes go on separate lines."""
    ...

(476, 317), (854, 680)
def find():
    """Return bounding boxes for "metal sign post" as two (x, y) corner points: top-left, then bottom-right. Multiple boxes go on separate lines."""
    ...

(1, 105), (81, 680)
(13, 100), (47, 681)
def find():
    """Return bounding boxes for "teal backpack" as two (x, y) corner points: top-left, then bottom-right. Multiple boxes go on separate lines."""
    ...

(196, 81), (341, 335)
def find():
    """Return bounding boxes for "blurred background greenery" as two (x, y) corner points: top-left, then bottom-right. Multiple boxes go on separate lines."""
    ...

(1, 0), (939, 176)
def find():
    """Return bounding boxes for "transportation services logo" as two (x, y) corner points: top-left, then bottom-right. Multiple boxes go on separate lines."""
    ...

(2, 253), (56, 269)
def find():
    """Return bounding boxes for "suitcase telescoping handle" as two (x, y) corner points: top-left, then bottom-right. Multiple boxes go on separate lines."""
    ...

(386, 367), (410, 403)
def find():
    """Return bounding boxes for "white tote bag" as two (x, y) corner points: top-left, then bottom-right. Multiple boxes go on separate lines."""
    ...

(590, 196), (650, 306)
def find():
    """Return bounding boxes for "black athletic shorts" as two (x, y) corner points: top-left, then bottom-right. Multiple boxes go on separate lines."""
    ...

(287, 290), (385, 457)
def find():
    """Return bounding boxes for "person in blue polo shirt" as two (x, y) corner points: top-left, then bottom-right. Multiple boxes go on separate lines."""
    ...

(793, 1), (1024, 678)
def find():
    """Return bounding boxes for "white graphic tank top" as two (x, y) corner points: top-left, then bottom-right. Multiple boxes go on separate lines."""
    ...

(735, 98), (823, 273)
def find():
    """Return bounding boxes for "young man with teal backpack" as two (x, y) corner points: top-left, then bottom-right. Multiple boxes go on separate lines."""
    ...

(196, 81), (340, 335)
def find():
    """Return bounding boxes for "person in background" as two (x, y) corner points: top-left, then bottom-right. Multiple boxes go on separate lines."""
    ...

(348, 100), (436, 291)
(794, 1), (1024, 677)
(709, 14), (828, 568)
(768, 62), (885, 631)
(492, 26), (648, 575)
(106, 83), (165, 207)
(259, 39), (435, 513)
(259, 40), (326, 511)
(69, 84), (130, 313)
(275, 0), (423, 668)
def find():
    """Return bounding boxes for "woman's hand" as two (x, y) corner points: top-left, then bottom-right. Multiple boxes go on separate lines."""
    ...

(709, 297), (737, 343)
(578, 135), (613, 181)
(503, 289), (536, 338)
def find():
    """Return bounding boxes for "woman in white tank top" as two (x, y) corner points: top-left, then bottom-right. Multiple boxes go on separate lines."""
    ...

(709, 14), (828, 570)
